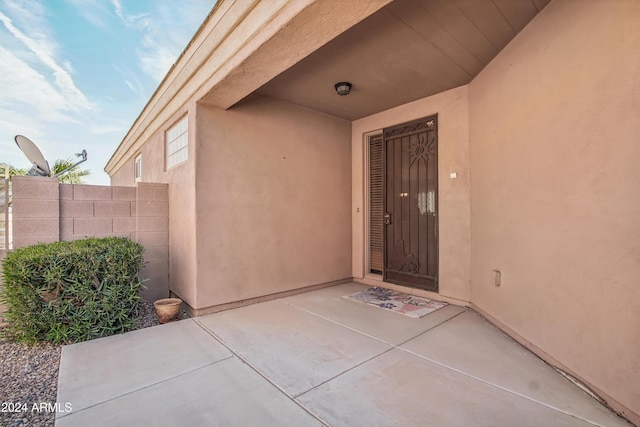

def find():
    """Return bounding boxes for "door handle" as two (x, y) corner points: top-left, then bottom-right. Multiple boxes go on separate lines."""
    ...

(384, 212), (392, 225)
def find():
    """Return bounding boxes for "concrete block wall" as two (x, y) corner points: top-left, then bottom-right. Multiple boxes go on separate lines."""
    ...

(59, 183), (136, 241)
(11, 177), (60, 248)
(11, 177), (169, 302)
(1, 178), (8, 251)
(0, 249), (6, 326)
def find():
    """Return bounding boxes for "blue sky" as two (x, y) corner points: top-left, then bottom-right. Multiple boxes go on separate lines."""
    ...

(0, 0), (216, 184)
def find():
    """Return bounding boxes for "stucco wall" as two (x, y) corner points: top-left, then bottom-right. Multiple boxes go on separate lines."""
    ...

(109, 107), (198, 308)
(352, 86), (471, 303)
(109, 159), (134, 187)
(468, 0), (640, 420)
(194, 95), (352, 309)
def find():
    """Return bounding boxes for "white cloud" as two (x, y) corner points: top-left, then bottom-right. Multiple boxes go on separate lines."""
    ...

(111, 0), (124, 20)
(110, 0), (148, 28)
(89, 124), (125, 135)
(0, 4), (87, 170)
(0, 44), (78, 123)
(65, 0), (111, 30)
(1, 0), (48, 37)
(0, 107), (48, 144)
(113, 0), (215, 84)
(138, 33), (180, 83)
(62, 60), (74, 74)
(110, 63), (147, 103)
(0, 106), (50, 170)
(0, 0), (215, 185)
(0, 11), (92, 112)
(123, 79), (145, 100)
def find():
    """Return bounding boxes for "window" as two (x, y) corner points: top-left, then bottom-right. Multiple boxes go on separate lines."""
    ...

(368, 134), (384, 274)
(134, 154), (142, 181)
(166, 116), (188, 169)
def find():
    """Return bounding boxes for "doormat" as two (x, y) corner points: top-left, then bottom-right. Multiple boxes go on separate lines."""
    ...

(344, 287), (447, 319)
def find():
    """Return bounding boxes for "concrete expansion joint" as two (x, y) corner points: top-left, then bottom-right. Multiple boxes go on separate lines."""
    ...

(57, 358), (232, 420)
(401, 347), (606, 427)
(292, 346), (397, 401)
(392, 308), (467, 347)
(277, 298), (465, 348)
(270, 300), (619, 426)
(277, 299), (391, 345)
(54, 283), (631, 426)
(193, 318), (290, 396)
(277, 300), (469, 399)
(191, 317), (327, 424)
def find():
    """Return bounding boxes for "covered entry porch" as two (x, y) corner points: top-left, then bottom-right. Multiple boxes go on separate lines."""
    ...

(55, 283), (630, 426)
(104, 0), (640, 422)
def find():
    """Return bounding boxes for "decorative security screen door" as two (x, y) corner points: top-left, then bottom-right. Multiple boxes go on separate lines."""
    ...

(383, 116), (438, 292)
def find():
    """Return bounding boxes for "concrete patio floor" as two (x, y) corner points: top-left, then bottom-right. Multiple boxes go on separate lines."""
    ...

(56, 282), (631, 426)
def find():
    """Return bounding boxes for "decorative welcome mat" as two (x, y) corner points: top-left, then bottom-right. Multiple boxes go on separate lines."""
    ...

(344, 287), (447, 319)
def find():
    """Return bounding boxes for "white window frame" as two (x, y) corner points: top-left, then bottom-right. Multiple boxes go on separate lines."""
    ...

(134, 154), (142, 182)
(166, 116), (189, 169)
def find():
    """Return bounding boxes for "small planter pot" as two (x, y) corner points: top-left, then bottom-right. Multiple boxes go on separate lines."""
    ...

(154, 298), (182, 324)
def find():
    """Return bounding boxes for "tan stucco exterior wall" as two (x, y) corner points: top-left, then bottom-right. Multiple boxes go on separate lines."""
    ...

(109, 106), (198, 308)
(194, 95), (352, 309)
(352, 86), (471, 303)
(109, 160), (134, 187)
(468, 0), (640, 420)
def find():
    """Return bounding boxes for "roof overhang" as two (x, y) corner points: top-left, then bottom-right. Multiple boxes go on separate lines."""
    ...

(255, 0), (551, 120)
(106, 0), (550, 174)
(105, 0), (391, 175)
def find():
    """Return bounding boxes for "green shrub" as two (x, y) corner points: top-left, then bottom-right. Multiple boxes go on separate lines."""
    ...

(0, 237), (145, 344)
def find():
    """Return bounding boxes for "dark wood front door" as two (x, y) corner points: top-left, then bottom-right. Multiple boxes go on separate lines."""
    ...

(383, 116), (438, 292)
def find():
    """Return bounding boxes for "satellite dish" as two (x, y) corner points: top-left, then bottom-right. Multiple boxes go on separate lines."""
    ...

(15, 135), (51, 176)
(14, 135), (88, 178)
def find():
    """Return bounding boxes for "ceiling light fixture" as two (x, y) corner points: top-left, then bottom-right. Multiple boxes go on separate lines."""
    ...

(334, 82), (352, 96)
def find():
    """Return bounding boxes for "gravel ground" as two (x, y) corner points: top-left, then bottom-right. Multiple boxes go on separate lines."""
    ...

(0, 302), (190, 427)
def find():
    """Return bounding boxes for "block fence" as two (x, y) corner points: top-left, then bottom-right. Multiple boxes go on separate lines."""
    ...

(11, 177), (169, 302)
(1, 178), (8, 251)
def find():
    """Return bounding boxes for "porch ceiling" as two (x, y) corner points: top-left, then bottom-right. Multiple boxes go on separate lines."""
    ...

(255, 0), (550, 120)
